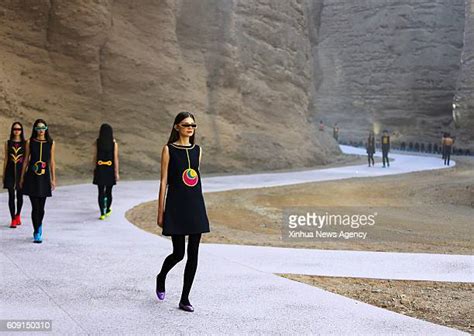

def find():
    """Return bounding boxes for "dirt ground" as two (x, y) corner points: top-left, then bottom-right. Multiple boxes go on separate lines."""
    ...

(127, 156), (473, 255)
(126, 154), (473, 333)
(279, 275), (473, 334)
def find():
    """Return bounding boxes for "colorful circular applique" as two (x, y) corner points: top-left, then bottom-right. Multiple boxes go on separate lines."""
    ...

(182, 168), (198, 187)
(33, 161), (46, 175)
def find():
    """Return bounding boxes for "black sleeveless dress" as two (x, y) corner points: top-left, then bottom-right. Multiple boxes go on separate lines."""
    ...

(93, 140), (116, 186)
(22, 139), (52, 197)
(3, 140), (25, 190)
(162, 143), (210, 236)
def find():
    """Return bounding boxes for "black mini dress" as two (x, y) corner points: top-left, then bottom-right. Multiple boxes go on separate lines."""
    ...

(93, 140), (116, 186)
(162, 143), (210, 236)
(22, 139), (52, 197)
(3, 140), (25, 190)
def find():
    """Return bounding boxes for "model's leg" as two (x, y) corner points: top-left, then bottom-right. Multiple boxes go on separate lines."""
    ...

(8, 188), (15, 219)
(371, 155), (375, 166)
(180, 233), (202, 305)
(367, 155), (371, 166)
(105, 185), (113, 212)
(38, 197), (47, 225)
(157, 235), (185, 292)
(16, 189), (23, 216)
(97, 185), (105, 215)
(29, 196), (40, 234)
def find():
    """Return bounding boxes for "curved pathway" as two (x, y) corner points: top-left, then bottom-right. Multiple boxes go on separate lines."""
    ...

(1, 146), (471, 335)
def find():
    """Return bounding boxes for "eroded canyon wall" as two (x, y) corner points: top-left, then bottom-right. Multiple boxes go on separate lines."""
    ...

(0, 0), (472, 181)
(453, 0), (474, 149)
(307, 0), (467, 148)
(0, 0), (340, 179)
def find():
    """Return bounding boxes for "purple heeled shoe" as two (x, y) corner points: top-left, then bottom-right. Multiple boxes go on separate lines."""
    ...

(157, 291), (165, 300)
(156, 275), (165, 300)
(179, 302), (194, 312)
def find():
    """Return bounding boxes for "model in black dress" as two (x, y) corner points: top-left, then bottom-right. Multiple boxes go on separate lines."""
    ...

(156, 112), (210, 313)
(3, 122), (26, 228)
(366, 131), (375, 167)
(20, 119), (56, 243)
(93, 124), (119, 219)
(381, 130), (390, 168)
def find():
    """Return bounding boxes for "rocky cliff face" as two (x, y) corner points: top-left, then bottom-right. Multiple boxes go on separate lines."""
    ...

(307, 0), (467, 148)
(0, 0), (339, 180)
(453, 0), (474, 149)
(0, 0), (472, 180)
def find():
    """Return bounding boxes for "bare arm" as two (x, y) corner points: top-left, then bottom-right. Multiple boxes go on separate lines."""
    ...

(92, 141), (97, 169)
(114, 141), (119, 181)
(50, 141), (56, 191)
(199, 146), (202, 170)
(2, 141), (7, 183)
(157, 144), (169, 228)
(19, 140), (30, 188)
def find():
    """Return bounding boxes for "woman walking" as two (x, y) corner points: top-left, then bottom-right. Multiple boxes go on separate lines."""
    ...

(156, 111), (210, 312)
(381, 129), (391, 168)
(367, 131), (375, 167)
(3, 122), (26, 228)
(19, 119), (56, 243)
(93, 123), (119, 220)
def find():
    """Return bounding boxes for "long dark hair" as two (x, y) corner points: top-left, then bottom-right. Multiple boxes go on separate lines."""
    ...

(9, 122), (25, 142)
(167, 111), (196, 145)
(368, 131), (375, 145)
(97, 123), (114, 152)
(30, 119), (53, 143)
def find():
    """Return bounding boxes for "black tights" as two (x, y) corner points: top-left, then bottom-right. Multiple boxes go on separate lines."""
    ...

(157, 234), (202, 305)
(382, 151), (390, 167)
(8, 187), (23, 219)
(444, 147), (451, 165)
(97, 185), (113, 215)
(368, 154), (374, 166)
(29, 196), (46, 234)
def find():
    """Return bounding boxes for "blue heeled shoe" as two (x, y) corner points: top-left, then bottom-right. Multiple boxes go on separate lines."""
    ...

(33, 225), (43, 243)
(33, 232), (42, 243)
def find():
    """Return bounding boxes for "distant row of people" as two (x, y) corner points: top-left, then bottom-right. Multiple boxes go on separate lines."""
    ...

(319, 120), (468, 159)
(364, 130), (459, 167)
(366, 130), (391, 167)
(320, 119), (465, 166)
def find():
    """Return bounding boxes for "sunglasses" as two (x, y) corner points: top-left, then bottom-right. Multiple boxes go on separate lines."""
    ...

(13, 128), (22, 131)
(179, 123), (197, 128)
(35, 126), (48, 131)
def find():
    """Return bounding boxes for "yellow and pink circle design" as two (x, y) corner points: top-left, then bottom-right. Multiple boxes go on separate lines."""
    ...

(182, 168), (199, 187)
